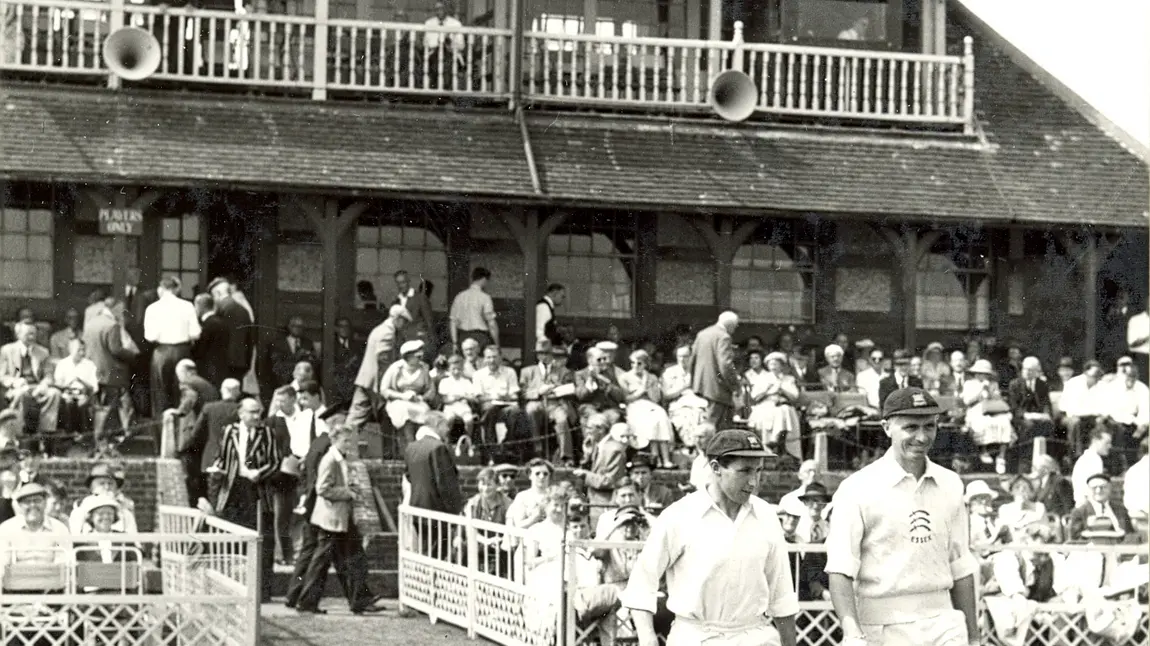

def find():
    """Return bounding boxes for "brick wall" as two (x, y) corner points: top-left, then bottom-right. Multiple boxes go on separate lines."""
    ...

(37, 458), (188, 532)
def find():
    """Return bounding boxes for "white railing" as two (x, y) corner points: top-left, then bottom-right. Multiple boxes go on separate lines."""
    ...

(0, 505), (259, 646)
(1, 0), (974, 127)
(398, 505), (1149, 646)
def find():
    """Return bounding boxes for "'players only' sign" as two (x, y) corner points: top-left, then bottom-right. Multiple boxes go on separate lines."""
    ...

(98, 208), (144, 236)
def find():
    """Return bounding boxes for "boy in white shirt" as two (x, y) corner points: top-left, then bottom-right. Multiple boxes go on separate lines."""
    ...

(437, 354), (476, 440)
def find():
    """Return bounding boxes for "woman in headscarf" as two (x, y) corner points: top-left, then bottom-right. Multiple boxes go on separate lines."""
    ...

(620, 350), (674, 469)
(745, 350), (802, 459)
(380, 340), (436, 445)
(963, 359), (1014, 474)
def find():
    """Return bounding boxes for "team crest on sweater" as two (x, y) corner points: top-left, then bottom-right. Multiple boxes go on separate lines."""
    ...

(909, 510), (933, 543)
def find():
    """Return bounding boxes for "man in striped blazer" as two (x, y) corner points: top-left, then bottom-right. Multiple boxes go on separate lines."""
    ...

(199, 396), (282, 602)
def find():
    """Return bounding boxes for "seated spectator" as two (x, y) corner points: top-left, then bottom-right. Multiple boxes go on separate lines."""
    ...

(493, 463), (519, 499)
(1072, 426), (1113, 505)
(459, 467), (512, 576)
(877, 349), (923, 408)
(459, 338), (481, 378)
(1124, 438), (1149, 528)
(44, 478), (70, 526)
(855, 346), (886, 408)
(685, 423), (717, 493)
(779, 459), (821, 507)
(938, 351), (969, 397)
(380, 340), (436, 446)
(0, 409), (20, 452)
(1030, 454), (1075, 518)
(575, 348), (627, 415)
(69, 464), (138, 534)
(984, 522), (1057, 646)
(745, 351), (802, 459)
(967, 479), (1009, 551)
(1056, 516), (1137, 605)
(660, 345), (708, 449)
(1098, 356), (1148, 472)
(593, 478), (656, 541)
(1059, 360), (1105, 457)
(1067, 473), (1135, 542)
(523, 485), (574, 577)
(521, 340), (576, 464)
(1051, 357), (1076, 392)
(624, 453), (673, 515)
(574, 422), (632, 527)
(963, 359), (1014, 473)
(919, 342), (950, 393)
(0, 482), (71, 585)
(439, 354), (478, 441)
(997, 475), (1047, 536)
(776, 497), (804, 543)
(74, 494), (140, 563)
(48, 309), (81, 360)
(267, 317), (317, 389)
(817, 344), (855, 393)
(506, 458), (553, 530)
(289, 361), (325, 407)
(0, 452), (17, 524)
(0, 321), (62, 439)
(1007, 357), (1056, 471)
(54, 338), (98, 441)
(472, 345), (532, 462)
(620, 350), (674, 469)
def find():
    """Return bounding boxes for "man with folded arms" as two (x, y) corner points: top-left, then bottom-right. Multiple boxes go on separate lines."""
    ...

(826, 387), (979, 646)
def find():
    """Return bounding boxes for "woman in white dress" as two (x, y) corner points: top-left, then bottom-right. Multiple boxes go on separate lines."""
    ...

(621, 350), (674, 469)
(745, 351), (802, 458)
(962, 359), (1014, 474)
(380, 340), (436, 444)
(660, 345), (707, 449)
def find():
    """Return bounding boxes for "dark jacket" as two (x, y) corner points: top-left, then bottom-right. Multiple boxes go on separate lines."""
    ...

(182, 375), (220, 407)
(1007, 376), (1052, 423)
(193, 315), (231, 387)
(877, 374), (924, 411)
(301, 432), (332, 517)
(194, 400), (240, 472)
(404, 435), (464, 515)
(1034, 474), (1075, 517)
(264, 332), (317, 388)
(330, 334), (364, 404)
(216, 297), (255, 371)
(1067, 500), (1137, 542)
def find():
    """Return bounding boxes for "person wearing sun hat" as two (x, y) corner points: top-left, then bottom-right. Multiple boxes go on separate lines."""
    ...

(826, 387), (980, 646)
(962, 358), (1014, 473)
(378, 339), (434, 451)
(69, 463), (138, 534)
(622, 429), (799, 646)
(0, 481), (71, 574)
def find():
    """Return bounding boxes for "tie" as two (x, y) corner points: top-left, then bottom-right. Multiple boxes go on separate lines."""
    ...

(20, 350), (33, 380)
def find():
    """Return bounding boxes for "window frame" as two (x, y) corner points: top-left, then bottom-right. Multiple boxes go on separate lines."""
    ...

(546, 213), (639, 319)
(773, 0), (902, 50)
(159, 213), (205, 299)
(915, 233), (991, 332)
(0, 185), (57, 299)
(730, 221), (818, 325)
(354, 209), (452, 312)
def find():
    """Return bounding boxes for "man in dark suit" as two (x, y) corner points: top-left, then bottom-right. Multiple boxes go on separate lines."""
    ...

(208, 277), (256, 384)
(330, 317), (363, 406)
(404, 412), (464, 556)
(83, 299), (137, 444)
(263, 317), (317, 394)
(626, 453), (675, 516)
(192, 294), (230, 388)
(199, 397), (282, 602)
(877, 349), (923, 409)
(574, 347), (627, 414)
(817, 343), (856, 393)
(1066, 473), (1136, 541)
(689, 311), (740, 427)
(1007, 356), (1056, 472)
(1030, 454), (1075, 517)
(176, 359), (220, 407)
(192, 379), (242, 476)
(121, 269), (157, 419)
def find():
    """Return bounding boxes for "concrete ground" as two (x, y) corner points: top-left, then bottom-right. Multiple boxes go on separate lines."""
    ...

(260, 602), (480, 646)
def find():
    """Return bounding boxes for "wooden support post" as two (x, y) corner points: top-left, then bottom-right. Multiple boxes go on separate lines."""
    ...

(875, 226), (941, 352)
(1083, 233), (1099, 361)
(812, 431), (828, 473)
(1032, 436), (1047, 467)
(496, 207), (568, 361)
(690, 216), (757, 311)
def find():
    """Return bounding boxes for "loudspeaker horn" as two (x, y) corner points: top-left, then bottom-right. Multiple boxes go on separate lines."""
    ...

(709, 69), (758, 122)
(103, 26), (162, 81)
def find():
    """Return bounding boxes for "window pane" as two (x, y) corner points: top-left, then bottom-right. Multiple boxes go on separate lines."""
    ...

(379, 226), (402, 246)
(33, 263), (53, 295)
(27, 209), (52, 233)
(162, 218), (180, 241)
(162, 242), (180, 270)
(179, 272), (199, 298)
(357, 226), (379, 246)
(793, 0), (888, 42)
(4, 209), (27, 232)
(3, 236), (27, 260)
(184, 215), (201, 241)
(28, 236), (51, 261)
(402, 226), (425, 246)
(356, 248), (378, 275)
(183, 243), (200, 269)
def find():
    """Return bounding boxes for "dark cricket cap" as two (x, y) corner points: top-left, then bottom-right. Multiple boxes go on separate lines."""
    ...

(882, 387), (945, 419)
(705, 429), (774, 459)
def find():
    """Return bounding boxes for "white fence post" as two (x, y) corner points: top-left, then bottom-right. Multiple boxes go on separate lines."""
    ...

(310, 0), (328, 99)
(106, 0), (126, 88)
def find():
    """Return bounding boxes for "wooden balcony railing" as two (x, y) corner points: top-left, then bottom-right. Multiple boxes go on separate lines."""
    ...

(0, 0), (975, 129)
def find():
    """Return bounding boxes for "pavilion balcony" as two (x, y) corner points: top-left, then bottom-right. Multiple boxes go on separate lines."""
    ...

(0, 0), (974, 131)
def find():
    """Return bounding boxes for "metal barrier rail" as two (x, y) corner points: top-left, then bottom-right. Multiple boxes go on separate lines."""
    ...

(398, 505), (1149, 646)
(0, 506), (261, 646)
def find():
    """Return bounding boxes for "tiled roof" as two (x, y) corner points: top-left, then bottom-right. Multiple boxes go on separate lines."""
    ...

(0, 87), (536, 199)
(1, 10), (1146, 228)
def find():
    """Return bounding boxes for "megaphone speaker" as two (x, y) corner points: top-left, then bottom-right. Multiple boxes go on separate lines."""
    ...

(103, 26), (163, 81)
(709, 69), (758, 122)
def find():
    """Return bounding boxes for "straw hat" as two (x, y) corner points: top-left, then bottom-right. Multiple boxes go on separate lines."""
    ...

(964, 479), (997, 503)
(968, 360), (996, 376)
(78, 494), (121, 520)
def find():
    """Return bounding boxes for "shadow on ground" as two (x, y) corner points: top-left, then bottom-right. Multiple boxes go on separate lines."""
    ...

(260, 604), (482, 646)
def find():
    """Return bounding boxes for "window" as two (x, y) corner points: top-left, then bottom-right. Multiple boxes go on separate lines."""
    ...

(531, 14), (641, 52)
(161, 214), (202, 298)
(547, 215), (637, 318)
(916, 236), (990, 330)
(731, 223), (816, 324)
(0, 194), (54, 299)
(777, 0), (895, 47)
(355, 216), (449, 311)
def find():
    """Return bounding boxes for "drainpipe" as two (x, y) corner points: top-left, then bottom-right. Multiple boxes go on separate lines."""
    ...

(517, 105), (544, 195)
(508, 0), (524, 110)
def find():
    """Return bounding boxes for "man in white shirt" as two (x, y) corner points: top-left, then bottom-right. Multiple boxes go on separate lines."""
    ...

(0, 482), (71, 583)
(1127, 307), (1148, 381)
(1099, 356), (1149, 472)
(1058, 359), (1105, 455)
(622, 430), (799, 646)
(449, 267), (498, 350)
(423, 0), (464, 76)
(1123, 438), (1148, 527)
(473, 346), (531, 460)
(856, 347), (887, 409)
(1071, 426), (1112, 505)
(534, 283), (566, 349)
(144, 276), (202, 419)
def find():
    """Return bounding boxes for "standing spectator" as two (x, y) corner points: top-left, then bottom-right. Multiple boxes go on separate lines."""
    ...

(818, 344), (856, 392)
(294, 425), (374, 615)
(449, 267), (498, 351)
(346, 305), (411, 430)
(393, 270), (434, 348)
(1029, 454), (1075, 517)
(689, 311), (740, 427)
(403, 412), (465, 555)
(176, 359), (220, 406)
(534, 283), (566, 348)
(121, 268), (156, 420)
(208, 277), (256, 384)
(265, 317), (317, 392)
(192, 379), (242, 484)
(330, 317), (363, 405)
(1071, 426), (1112, 505)
(48, 309), (81, 360)
(620, 349), (674, 469)
(192, 293), (229, 388)
(1006, 356), (1055, 471)
(521, 339), (575, 464)
(379, 340), (436, 451)
(144, 276), (201, 419)
(83, 298), (136, 444)
(877, 349), (923, 408)
(199, 397), (282, 602)
(1059, 360), (1105, 457)
(1123, 438), (1149, 529)
(1099, 355), (1149, 472)
(573, 421), (632, 526)
(0, 321), (61, 439)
